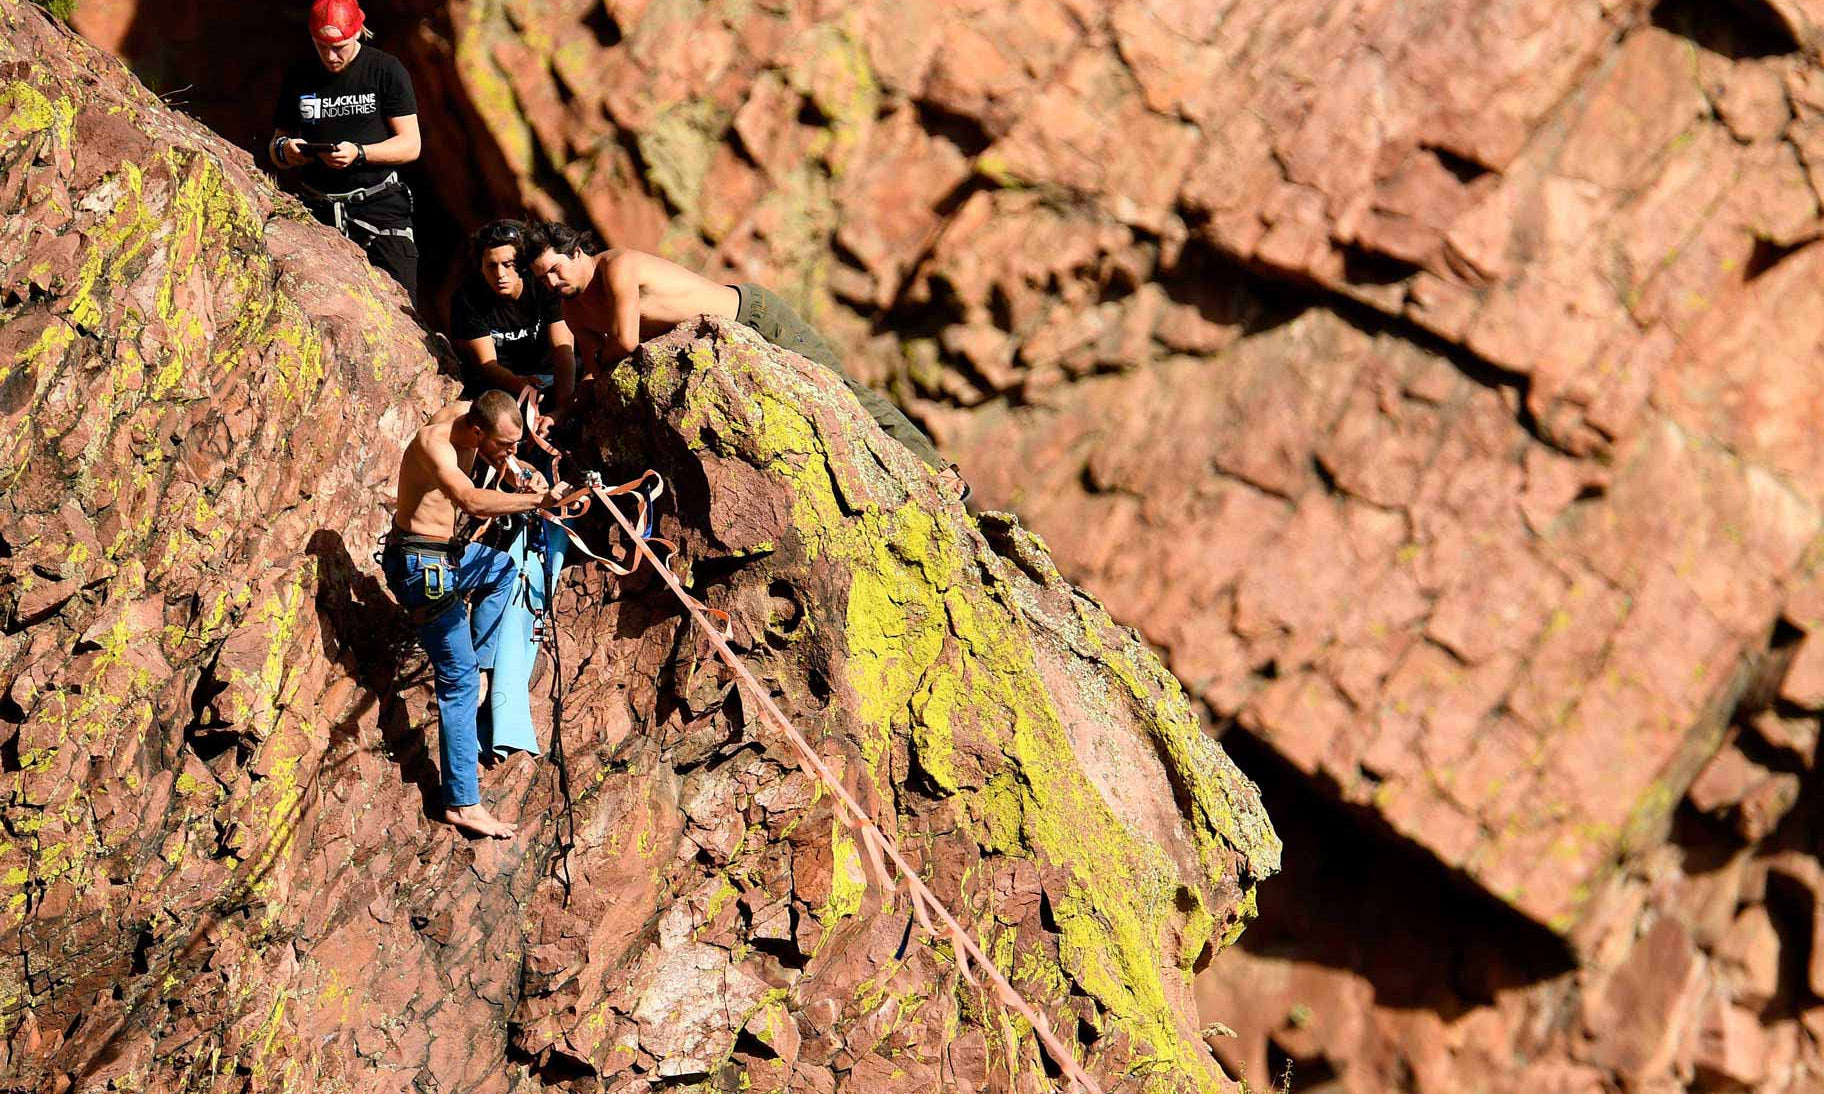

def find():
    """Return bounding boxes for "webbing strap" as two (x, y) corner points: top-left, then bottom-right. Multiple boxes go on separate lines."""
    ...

(495, 389), (1101, 1091)
(593, 478), (1099, 1092)
(348, 218), (414, 242)
(301, 173), (413, 244)
(300, 170), (402, 205)
(503, 390), (720, 627)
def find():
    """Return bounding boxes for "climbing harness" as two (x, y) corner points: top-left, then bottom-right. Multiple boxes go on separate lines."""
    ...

(300, 170), (415, 245)
(373, 530), (463, 626)
(493, 389), (1105, 1093)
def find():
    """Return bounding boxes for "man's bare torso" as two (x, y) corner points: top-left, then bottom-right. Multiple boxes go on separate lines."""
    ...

(394, 403), (477, 537)
(565, 249), (741, 348)
(560, 256), (617, 341)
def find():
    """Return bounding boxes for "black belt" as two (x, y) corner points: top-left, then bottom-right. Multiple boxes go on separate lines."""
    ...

(384, 530), (461, 558)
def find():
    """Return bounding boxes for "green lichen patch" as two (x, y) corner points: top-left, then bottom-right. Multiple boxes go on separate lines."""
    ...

(636, 98), (729, 218)
(603, 319), (1279, 1091)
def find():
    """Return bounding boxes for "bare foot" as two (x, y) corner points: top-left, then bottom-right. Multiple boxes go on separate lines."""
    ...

(443, 803), (516, 839)
(937, 464), (971, 504)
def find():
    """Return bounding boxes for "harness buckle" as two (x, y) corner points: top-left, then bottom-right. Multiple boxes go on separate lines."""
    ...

(422, 560), (450, 602)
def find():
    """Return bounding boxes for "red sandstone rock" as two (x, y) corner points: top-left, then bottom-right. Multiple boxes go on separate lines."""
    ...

(4, 9), (1284, 1094)
(1780, 630), (1824, 710)
(935, 315), (1812, 936)
(1692, 744), (1777, 817)
(1693, 992), (1771, 1091)
(1748, 710), (1820, 769)
(53, 0), (1824, 1093)
(1578, 918), (1705, 1082)
(1717, 904), (1784, 1011)
(1690, 741), (1807, 843)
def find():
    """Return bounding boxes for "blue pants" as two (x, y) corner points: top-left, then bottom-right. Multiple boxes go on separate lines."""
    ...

(382, 539), (517, 808)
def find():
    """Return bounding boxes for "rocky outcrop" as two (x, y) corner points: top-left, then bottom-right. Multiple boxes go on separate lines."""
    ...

(0, 4), (1276, 1092)
(57, 0), (1824, 1090)
(390, 0), (1824, 1090)
(520, 314), (1278, 1090)
(360, 0), (1821, 917)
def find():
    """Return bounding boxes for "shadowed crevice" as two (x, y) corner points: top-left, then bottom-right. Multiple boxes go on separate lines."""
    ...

(1650, 0), (1803, 60)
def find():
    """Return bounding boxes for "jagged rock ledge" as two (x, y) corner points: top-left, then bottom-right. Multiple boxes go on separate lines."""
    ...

(0, 4), (1278, 1091)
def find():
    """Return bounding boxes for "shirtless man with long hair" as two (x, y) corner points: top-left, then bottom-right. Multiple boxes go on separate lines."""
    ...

(517, 223), (966, 498)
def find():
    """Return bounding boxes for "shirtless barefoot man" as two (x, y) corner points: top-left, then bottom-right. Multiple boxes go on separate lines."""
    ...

(382, 390), (571, 838)
(516, 222), (968, 499)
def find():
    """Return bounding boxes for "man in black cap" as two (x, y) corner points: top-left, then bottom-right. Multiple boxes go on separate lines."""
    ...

(269, 0), (422, 303)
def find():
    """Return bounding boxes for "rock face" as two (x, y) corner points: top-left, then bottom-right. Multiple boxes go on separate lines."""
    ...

(56, 0), (1824, 1091)
(0, 5), (1277, 1093)
(532, 315), (1277, 1090)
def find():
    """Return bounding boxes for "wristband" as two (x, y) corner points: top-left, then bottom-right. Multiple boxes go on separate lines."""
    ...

(354, 144), (367, 165)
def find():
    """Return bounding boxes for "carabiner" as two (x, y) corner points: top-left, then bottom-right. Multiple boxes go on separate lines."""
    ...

(423, 560), (450, 602)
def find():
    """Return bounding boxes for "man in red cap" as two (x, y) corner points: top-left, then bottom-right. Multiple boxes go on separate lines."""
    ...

(269, 0), (423, 303)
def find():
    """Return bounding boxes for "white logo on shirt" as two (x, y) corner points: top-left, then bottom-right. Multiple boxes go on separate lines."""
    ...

(300, 91), (378, 120)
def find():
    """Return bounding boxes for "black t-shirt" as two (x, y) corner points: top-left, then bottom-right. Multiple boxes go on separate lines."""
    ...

(450, 279), (564, 377)
(272, 45), (416, 194)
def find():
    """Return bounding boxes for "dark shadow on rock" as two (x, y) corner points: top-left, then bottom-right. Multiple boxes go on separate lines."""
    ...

(1158, 235), (1308, 338)
(1651, 0), (1802, 61)
(112, 3), (301, 151)
(1215, 731), (1577, 1017)
(305, 528), (440, 818)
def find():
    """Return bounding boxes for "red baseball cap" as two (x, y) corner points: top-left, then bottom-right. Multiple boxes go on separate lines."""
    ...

(309, 0), (366, 44)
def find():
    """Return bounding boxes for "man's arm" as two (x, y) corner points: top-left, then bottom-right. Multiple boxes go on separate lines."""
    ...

(268, 72), (300, 170)
(547, 320), (578, 410)
(606, 252), (644, 358)
(427, 435), (563, 517)
(459, 336), (535, 395)
(320, 115), (422, 170)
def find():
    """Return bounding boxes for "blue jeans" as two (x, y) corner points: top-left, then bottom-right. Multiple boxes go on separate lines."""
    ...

(382, 539), (518, 807)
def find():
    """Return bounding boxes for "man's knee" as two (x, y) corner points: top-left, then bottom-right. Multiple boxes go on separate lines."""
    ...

(427, 644), (478, 695)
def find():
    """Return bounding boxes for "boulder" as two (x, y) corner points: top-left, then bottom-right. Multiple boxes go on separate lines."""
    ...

(0, 4), (1278, 1092)
(54, 0), (1824, 1093)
